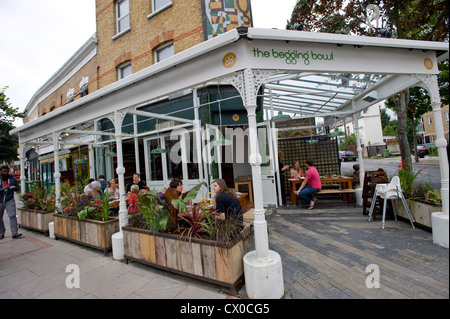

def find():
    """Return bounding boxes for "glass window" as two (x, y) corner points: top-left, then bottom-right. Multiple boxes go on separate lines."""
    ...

(155, 43), (174, 62)
(149, 139), (164, 181)
(117, 0), (130, 33)
(187, 132), (200, 180)
(165, 136), (183, 179)
(118, 62), (132, 80)
(153, 0), (171, 11)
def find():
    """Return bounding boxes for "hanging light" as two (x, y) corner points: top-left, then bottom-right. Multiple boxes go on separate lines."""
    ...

(211, 84), (232, 147)
(151, 119), (167, 153)
(105, 150), (117, 157)
(328, 128), (345, 137)
(74, 146), (87, 164)
(151, 145), (167, 154)
(212, 135), (232, 146)
(271, 111), (291, 122)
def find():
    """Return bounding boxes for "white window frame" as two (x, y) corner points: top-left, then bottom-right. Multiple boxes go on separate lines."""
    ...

(147, 0), (173, 19)
(113, 0), (131, 40)
(154, 42), (174, 63)
(118, 62), (132, 80)
(428, 117), (433, 125)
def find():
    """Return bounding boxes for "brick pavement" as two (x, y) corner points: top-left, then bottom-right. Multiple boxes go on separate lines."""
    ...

(266, 204), (449, 299)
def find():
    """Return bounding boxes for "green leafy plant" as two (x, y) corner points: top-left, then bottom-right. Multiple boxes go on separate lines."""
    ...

(397, 160), (423, 197)
(137, 190), (171, 232)
(171, 182), (207, 213)
(20, 185), (56, 211)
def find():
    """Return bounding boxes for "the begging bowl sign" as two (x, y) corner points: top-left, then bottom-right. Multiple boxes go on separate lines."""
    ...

(252, 47), (335, 66)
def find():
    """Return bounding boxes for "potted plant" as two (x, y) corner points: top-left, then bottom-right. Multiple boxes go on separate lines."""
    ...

(53, 183), (119, 255)
(394, 162), (443, 229)
(122, 183), (254, 295)
(18, 185), (56, 234)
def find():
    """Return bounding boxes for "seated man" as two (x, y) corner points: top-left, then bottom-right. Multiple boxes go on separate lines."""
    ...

(294, 160), (322, 210)
(126, 173), (146, 193)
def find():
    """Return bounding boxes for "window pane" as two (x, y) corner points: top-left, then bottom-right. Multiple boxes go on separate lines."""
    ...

(119, 63), (132, 79)
(165, 137), (183, 179)
(156, 44), (174, 62)
(154, 0), (170, 11)
(118, 16), (130, 32)
(149, 139), (164, 181)
(187, 132), (200, 179)
(118, 0), (129, 17)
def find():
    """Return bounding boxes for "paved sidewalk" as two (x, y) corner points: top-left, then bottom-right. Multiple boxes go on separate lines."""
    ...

(1, 200), (448, 299)
(268, 204), (449, 299)
(0, 212), (228, 299)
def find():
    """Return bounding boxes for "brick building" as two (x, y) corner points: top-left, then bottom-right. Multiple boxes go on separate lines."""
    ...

(23, 0), (253, 186)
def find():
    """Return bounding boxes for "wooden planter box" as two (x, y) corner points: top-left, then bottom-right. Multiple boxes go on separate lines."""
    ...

(123, 223), (254, 295)
(395, 199), (443, 230)
(17, 207), (54, 235)
(53, 213), (120, 255)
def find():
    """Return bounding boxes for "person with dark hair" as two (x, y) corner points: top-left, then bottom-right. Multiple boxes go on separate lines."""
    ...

(0, 166), (21, 239)
(126, 173), (146, 192)
(212, 179), (243, 224)
(294, 160), (322, 210)
(164, 178), (187, 231)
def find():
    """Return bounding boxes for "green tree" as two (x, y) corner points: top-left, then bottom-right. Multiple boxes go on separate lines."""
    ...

(1, 86), (24, 163)
(288, 0), (449, 171)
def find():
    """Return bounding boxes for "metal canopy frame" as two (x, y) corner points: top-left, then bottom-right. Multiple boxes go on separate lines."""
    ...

(11, 28), (449, 256)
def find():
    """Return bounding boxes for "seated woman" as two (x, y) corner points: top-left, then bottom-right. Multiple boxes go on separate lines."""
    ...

(87, 181), (102, 200)
(164, 178), (187, 231)
(212, 179), (243, 224)
(290, 162), (304, 179)
(106, 178), (120, 199)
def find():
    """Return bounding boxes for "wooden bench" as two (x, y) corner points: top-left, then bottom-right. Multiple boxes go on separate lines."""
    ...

(292, 188), (356, 206)
(316, 188), (356, 207)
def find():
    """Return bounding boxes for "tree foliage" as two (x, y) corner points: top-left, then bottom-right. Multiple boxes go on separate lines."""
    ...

(288, 0), (449, 169)
(0, 86), (24, 163)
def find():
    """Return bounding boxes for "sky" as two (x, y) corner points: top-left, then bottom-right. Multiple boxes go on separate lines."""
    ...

(0, 0), (297, 126)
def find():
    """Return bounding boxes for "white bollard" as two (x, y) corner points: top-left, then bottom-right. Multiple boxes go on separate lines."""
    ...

(49, 221), (55, 239)
(244, 250), (284, 299)
(432, 212), (449, 249)
(112, 232), (124, 260)
(355, 188), (363, 207)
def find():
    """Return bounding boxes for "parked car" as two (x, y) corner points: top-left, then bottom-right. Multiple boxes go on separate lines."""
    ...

(413, 143), (436, 158)
(339, 150), (357, 161)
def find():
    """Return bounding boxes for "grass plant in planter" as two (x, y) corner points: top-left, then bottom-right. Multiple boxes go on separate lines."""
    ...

(53, 183), (119, 255)
(18, 185), (56, 234)
(122, 183), (254, 295)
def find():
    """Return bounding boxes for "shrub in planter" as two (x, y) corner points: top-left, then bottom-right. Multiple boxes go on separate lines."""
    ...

(123, 183), (254, 294)
(17, 185), (56, 234)
(54, 183), (119, 255)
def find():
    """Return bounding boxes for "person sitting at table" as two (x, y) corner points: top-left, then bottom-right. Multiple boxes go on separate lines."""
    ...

(107, 178), (120, 199)
(164, 178), (188, 231)
(212, 179), (243, 224)
(87, 181), (102, 200)
(294, 160), (322, 210)
(290, 162), (304, 179)
(126, 173), (146, 193)
(84, 178), (95, 195)
(128, 185), (140, 213)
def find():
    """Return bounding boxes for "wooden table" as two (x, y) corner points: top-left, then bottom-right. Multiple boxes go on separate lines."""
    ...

(290, 177), (354, 205)
(204, 192), (249, 214)
(234, 180), (253, 206)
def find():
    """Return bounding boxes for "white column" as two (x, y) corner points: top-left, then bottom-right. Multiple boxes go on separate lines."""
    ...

(53, 131), (62, 210)
(353, 112), (365, 206)
(108, 110), (128, 260)
(17, 144), (26, 195)
(225, 69), (284, 299)
(88, 144), (95, 178)
(133, 115), (141, 176)
(415, 74), (448, 248)
(193, 88), (204, 181)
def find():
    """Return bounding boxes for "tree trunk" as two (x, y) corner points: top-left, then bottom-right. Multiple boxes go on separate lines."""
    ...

(397, 90), (413, 170)
(412, 119), (419, 163)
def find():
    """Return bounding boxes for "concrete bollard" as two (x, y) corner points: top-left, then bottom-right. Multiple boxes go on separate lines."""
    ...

(112, 232), (124, 260)
(49, 221), (55, 239)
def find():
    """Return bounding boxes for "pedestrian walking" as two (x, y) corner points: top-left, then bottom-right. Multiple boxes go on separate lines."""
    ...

(0, 166), (22, 239)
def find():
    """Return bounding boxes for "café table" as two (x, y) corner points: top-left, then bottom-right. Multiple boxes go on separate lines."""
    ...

(290, 176), (354, 206)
